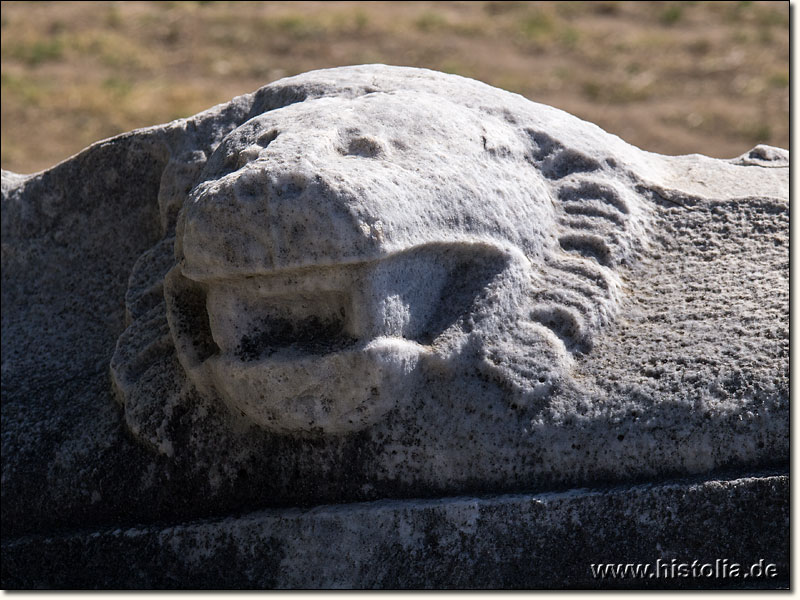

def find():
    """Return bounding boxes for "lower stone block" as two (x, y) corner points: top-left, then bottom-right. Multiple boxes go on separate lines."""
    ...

(1, 471), (787, 589)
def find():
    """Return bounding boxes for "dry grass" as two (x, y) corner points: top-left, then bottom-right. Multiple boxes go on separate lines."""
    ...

(0, 0), (789, 173)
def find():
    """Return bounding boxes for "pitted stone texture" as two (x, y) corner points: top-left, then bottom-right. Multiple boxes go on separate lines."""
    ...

(1, 66), (788, 544)
(1, 473), (788, 589)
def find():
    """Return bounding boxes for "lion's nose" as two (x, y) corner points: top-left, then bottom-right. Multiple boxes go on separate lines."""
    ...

(180, 163), (386, 282)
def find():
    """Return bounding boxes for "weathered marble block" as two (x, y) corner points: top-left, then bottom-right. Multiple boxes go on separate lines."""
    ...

(1, 65), (788, 589)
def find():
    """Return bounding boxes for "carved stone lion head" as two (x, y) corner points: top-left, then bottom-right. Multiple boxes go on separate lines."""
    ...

(112, 66), (652, 446)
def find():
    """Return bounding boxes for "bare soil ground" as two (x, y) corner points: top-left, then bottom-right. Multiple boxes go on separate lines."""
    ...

(0, 1), (789, 174)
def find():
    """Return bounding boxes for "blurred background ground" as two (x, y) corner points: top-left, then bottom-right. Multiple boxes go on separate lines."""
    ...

(0, 0), (789, 174)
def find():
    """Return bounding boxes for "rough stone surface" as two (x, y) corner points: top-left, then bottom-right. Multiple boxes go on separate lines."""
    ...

(0, 65), (788, 588)
(1, 473), (788, 589)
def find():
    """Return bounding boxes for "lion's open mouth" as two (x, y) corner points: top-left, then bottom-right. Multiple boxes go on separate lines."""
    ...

(207, 283), (358, 363)
(235, 295), (356, 361)
(198, 262), (429, 432)
(166, 242), (514, 433)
